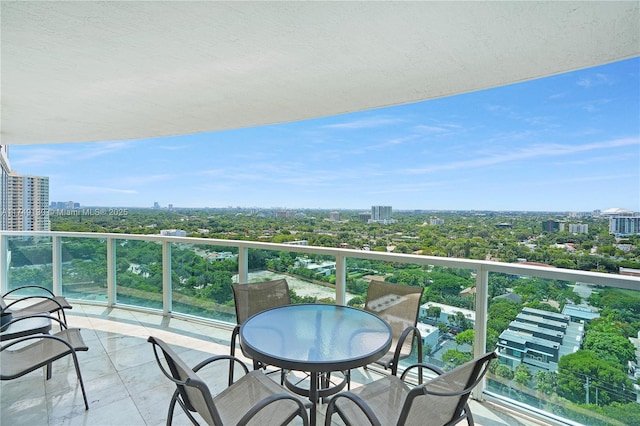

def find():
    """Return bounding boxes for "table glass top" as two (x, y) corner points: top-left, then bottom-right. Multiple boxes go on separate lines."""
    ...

(240, 304), (391, 369)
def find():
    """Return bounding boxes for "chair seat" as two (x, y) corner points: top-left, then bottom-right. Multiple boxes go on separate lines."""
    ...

(6, 296), (72, 318)
(216, 370), (312, 425)
(0, 328), (88, 379)
(334, 376), (411, 425)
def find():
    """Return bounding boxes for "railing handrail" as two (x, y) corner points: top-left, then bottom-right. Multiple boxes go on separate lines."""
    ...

(1, 230), (638, 290)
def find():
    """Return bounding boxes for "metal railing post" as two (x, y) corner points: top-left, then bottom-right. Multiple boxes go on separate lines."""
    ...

(162, 241), (172, 315)
(473, 265), (490, 399)
(0, 234), (7, 293)
(52, 235), (62, 294)
(106, 237), (116, 307)
(238, 246), (249, 284)
(335, 254), (346, 305)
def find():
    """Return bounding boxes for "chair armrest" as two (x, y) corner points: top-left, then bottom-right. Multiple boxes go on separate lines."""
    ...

(2, 285), (56, 298)
(237, 393), (310, 426)
(400, 361), (444, 380)
(0, 313), (65, 333)
(325, 391), (382, 426)
(390, 325), (422, 376)
(192, 354), (250, 375)
(3, 295), (66, 312)
(400, 355), (495, 398)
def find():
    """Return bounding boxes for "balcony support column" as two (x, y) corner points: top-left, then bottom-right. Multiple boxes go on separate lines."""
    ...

(473, 265), (490, 400)
(106, 238), (116, 307)
(0, 235), (7, 293)
(162, 241), (172, 315)
(52, 235), (62, 294)
(335, 254), (346, 305)
(238, 246), (248, 284)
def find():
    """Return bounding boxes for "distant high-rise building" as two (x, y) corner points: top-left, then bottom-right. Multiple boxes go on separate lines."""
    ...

(359, 212), (371, 222)
(2, 145), (50, 231)
(542, 220), (561, 232)
(568, 223), (588, 234)
(371, 205), (392, 221)
(430, 218), (445, 225)
(329, 211), (340, 221)
(609, 216), (640, 236)
(0, 145), (9, 230)
(153, 202), (160, 209)
(369, 205), (396, 224)
(6, 173), (50, 231)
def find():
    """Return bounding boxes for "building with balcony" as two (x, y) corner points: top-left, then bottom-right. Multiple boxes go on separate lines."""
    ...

(609, 216), (640, 236)
(6, 173), (50, 232)
(369, 205), (397, 225)
(568, 223), (588, 234)
(497, 307), (583, 373)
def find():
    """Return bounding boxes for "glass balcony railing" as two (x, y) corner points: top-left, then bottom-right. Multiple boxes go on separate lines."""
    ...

(1, 230), (638, 425)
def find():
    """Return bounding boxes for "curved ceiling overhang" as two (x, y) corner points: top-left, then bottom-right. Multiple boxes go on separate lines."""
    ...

(1, 1), (639, 145)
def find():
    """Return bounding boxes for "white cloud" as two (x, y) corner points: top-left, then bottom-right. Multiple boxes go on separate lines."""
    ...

(322, 117), (406, 129)
(402, 137), (639, 175)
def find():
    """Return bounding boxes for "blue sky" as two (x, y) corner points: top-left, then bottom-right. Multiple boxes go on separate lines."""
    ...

(8, 57), (639, 212)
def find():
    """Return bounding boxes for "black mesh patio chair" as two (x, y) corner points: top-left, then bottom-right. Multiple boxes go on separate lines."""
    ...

(325, 351), (497, 426)
(148, 335), (311, 426)
(363, 281), (425, 376)
(229, 279), (290, 385)
(0, 314), (89, 410)
(1, 285), (72, 327)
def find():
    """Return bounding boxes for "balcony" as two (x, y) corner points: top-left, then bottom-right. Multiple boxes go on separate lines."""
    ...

(2, 302), (546, 426)
(2, 230), (639, 425)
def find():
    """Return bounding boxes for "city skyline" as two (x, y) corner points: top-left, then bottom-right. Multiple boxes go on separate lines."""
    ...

(7, 57), (639, 212)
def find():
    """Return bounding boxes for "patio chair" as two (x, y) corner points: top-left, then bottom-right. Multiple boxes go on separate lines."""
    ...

(1, 285), (72, 327)
(363, 281), (425, 376)
(325, 351), (497, 426)
(229, 279), (291, 385)
(148, 335), (311, 426)
(0, 314), (89, 410)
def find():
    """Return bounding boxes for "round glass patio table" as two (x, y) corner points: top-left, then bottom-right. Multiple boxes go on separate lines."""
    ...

(240, 303), (392, 426)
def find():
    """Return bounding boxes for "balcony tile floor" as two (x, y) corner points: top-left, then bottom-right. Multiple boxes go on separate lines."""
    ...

(1, 304), (542, 426)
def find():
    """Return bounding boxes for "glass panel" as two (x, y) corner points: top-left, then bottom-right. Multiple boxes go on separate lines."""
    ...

(248, 248), (340, 304)
(405, 265), (476, 372)
(61, 237), (107, 302)
(485, 272), (640, 426)
(6, 235), (53, 291)
(170, 242), (237, 321)
(114, 239), (163, 310)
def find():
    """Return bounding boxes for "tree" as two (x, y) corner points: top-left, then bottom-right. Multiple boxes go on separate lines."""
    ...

(495, 365), (514, 380)
(534, 371), (557, 395)
(582, 331), (635, 365)
(557, 350), (634, 405)
(455, 329), (474, 347)
(514, 364), (532, 386)
(442, 349), (472, 368)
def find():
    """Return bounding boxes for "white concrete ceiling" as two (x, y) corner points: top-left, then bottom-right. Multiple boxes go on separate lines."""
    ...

(1, 1), (639, 145)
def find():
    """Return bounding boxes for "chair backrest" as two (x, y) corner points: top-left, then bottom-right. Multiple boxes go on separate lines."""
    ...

(401, 351), (497, 426)
(364, 281), (424, 356)
(231, 279), (291, 325)
(148, 336), (222, 425)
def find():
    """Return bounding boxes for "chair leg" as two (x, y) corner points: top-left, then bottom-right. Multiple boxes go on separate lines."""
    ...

(70, 351), (89, 410)
(229, 345), (236, 386)
(346, 369), (351, 390)
(465, 403), (475, 426)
